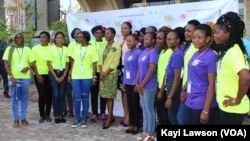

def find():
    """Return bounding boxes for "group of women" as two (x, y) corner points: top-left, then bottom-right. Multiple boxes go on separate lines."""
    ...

(2, 11), (250, 141)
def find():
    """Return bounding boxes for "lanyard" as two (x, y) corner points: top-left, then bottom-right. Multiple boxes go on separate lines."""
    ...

(56, 47), (63, 65)
(80, 45), (88, 65)
(16, 48), (23, 63)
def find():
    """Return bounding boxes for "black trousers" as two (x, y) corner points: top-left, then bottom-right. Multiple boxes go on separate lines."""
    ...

(0, 63), (9, 95)
(34, 75), (52, 117)
(90, 73), (106, 115)
(155, 88), (170, 125)
(125, 84), (140, 127)
(63, 81), (74, 115)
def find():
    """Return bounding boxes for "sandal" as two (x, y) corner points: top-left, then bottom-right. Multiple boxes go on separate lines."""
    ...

(13, 120), (19, 128)
(21, 119), (29, 126)
(136, 133), (148, 141)
(144, 136), (155, 141)
(90, 114), (97, 123)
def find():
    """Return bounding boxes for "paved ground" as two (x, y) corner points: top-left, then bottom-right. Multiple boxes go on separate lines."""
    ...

(0, 83), (138, 141)
(0, 83), (249, 141)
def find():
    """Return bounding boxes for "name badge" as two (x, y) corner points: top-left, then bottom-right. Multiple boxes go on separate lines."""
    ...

(128, 56), (133, 61)
(17, 63), (22, 70)
(187, 81), (191, 93)
(126, 71), (130, 79)
(80, 65), (84, 72)
(60, 64), (63, 71)
(141, 56), (147, 61)
(217, 66), (222, 71)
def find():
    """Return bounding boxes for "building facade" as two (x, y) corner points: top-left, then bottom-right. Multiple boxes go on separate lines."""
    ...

(4, 0), (60, 31)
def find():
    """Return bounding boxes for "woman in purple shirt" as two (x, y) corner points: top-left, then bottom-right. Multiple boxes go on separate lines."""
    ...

(136, 32), (158, 141)
(165, 29), (185, 125)
(181, 24), (218, 124)
(122, 34), (142, 134)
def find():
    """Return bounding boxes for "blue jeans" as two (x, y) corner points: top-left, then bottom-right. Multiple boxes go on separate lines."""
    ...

(182, 104), (217, 124)
(72, 79), (92, 121)
(140, 88), (157, 136)
(166, 77), (181, 125)
(9, 79), (30, 121)
(177, 103), (185, 125)
(49, 72), (66, 117)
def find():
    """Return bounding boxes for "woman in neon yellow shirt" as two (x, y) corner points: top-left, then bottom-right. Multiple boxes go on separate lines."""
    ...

(47, 31), (69, 123)
(89, 25), (107, 122)
(63, 28), (81, 117)
(156, 28), (173, 125)
(214, 12), (250, 124)
(3, 33), (34, 128)
(68, 31), (98, 128)
(31, 31), (53, 123)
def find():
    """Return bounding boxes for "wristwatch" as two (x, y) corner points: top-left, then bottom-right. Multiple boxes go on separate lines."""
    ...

(232, 99), (240, 105)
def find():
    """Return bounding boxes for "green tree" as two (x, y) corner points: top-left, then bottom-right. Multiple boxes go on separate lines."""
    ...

(0, 18), (12, 41)
(49, 20), (69, 46)
(2, 2), (41, 47)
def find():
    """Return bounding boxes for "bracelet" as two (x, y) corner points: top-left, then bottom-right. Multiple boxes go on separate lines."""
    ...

(202, 110), (208, 115)
(93, 78), (97, 81)
(167, 95), (172, 98)
(232, 99), (240, 105)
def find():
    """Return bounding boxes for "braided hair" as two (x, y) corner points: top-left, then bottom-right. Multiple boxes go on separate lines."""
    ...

(216, 11), (247, 60)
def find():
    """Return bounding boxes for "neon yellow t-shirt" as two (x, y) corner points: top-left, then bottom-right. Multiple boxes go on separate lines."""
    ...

(68, 44), (98, 79)
(3, 46), (32, 78)
(47, 45), (69, 70)
(31, 44), (52, 75)
(182, 43), (197, 86)
(157, 48), (173, 88)
(68, 40), (79, 55)
(216, 44), (249, 113)
(89, 40), (107, 72)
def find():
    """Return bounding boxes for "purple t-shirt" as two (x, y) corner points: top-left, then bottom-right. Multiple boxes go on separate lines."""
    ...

(166, 48), (184, 77)
(123, 48), (142, 85)
(185, 48), (218, 109)
(138, 48), (159, 88)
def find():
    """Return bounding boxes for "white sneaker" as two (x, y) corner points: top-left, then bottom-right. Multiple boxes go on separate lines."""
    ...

(81, 120), (87, 128)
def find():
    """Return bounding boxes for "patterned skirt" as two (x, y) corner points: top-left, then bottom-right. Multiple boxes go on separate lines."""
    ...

(99, 72), (118, 99)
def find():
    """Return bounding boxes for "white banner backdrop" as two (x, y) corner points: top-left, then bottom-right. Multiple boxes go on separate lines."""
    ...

(67, 0), (238, 117)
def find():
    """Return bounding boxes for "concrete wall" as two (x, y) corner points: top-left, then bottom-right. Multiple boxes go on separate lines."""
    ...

(48, 0), (60, 27)
(36, 0), (48, 30)
(0, 0), (5, 19)
(79, 0), (121, 12)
